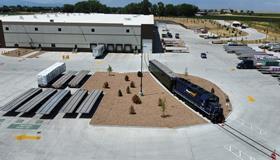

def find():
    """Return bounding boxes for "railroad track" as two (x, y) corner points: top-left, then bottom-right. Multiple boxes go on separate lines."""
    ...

(218, 123), (279, 158)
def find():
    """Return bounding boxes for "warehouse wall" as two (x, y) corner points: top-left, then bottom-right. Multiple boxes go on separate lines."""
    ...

(2, 22), (142, 52)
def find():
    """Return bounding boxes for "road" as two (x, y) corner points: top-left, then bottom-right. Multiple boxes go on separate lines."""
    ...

(215, 20), (267, 41)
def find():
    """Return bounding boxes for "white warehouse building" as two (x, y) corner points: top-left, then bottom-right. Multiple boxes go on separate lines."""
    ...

(0, 13), (156, 53)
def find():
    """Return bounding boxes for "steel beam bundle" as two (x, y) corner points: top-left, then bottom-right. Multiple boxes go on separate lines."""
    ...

(76, 90), (103, 114)
(36, 90), (70, 115)
(0, 88), (42, 112)
(68, 70), (89, 88)
(16, 89), (57, 113)
(59, 89), (87, 113)
(52, 71), (77, 89)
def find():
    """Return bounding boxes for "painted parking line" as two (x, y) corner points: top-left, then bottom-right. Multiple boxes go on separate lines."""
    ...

(7, 124), (41, 130)
(15, 119), (24, 123)
(16, 134), (41, 141)
(95, 60), (103, 64)
(247, 96), (255, 103)
(236, 119), (266, 136)
(35, 120), (44, 124)
(224, 144), (256, 160)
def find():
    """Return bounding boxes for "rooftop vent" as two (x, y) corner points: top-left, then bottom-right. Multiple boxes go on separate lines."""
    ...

(19, 16), (24, 20)
(47, 14), (50, 18)
(33, 15), (37, 19)
(125, 18), (131, 21)
(50, 19), (54, 23)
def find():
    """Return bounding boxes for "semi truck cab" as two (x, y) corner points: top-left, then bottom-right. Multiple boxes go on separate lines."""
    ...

(237, 60), (255, 69)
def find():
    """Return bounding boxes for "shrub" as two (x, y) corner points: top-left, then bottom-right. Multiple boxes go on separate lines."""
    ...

(132, 94), (141, 104)
(103, 82), (109, 88)
(125, 75), (129, 81)
(211, 88), (215, 94)
(137, 71), (143, 77)
(126, 86), (131, 94)
(118, 89), (123, 97)
(129, 105), (136, 114)
(130, 81), (136, 88)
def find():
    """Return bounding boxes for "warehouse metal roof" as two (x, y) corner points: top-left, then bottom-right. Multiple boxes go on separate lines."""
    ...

(0, 13), (154, 26)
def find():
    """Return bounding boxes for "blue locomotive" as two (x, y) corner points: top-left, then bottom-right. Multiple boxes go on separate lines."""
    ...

(149, 60), (224, 123)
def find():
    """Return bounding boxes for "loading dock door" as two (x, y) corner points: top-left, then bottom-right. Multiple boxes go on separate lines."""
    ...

(142, 39), (152, 53)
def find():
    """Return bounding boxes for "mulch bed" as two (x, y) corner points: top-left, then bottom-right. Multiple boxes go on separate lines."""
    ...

(83, 72), (207, 128)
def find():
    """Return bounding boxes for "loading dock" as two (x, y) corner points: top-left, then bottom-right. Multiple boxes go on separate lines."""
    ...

(116, 44), (123, 52)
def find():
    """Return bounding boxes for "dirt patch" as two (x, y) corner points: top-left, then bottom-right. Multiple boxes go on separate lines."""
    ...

(1, 48), (34, 57)
(83, 72), (207, 128)
(26, 51), (46, 58)
(180, 74), (232, 118)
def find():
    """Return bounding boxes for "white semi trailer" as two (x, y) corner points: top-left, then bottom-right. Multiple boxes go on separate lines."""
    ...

(37, 62), (66, 87)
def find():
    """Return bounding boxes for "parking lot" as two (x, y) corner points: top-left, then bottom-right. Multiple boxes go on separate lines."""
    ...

(0, 23), (279, 160)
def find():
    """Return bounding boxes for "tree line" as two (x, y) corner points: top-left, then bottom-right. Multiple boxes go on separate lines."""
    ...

(0, 0), (199, 17)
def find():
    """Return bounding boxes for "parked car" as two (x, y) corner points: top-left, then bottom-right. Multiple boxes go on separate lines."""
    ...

(175, 33), (180, 39)
(167, 32), (173, 38)
(201, 52), (207, 59)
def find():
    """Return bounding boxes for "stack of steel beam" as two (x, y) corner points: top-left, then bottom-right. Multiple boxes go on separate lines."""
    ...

(68, 70), (90, 88)
(16, 88), (57, 113)
(76, 90), (103, 114)
(52, 71), (77, 89)
(0, 88), (42, 112)
(36, 90), (70, 115)
(59, 89), (87, 113)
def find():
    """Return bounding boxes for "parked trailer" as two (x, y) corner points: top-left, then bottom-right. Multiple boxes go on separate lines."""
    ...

(37, 62), (66, 87)
(68, 70), (90, 88)
(92, 45), (105, 58)
(149, 59), (177, 91)
(52, 71), (77, 89)
(16, 88), (57, 113)
(149, 60), (224, 123)
(0, 88), (42, 112)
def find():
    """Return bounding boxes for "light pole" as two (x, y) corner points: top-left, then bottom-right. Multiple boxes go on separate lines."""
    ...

(139, 50), (144, 96)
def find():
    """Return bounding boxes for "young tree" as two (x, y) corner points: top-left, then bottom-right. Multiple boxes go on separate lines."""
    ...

(107, 65), (112, 76)
(118, 89), (123, 97)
